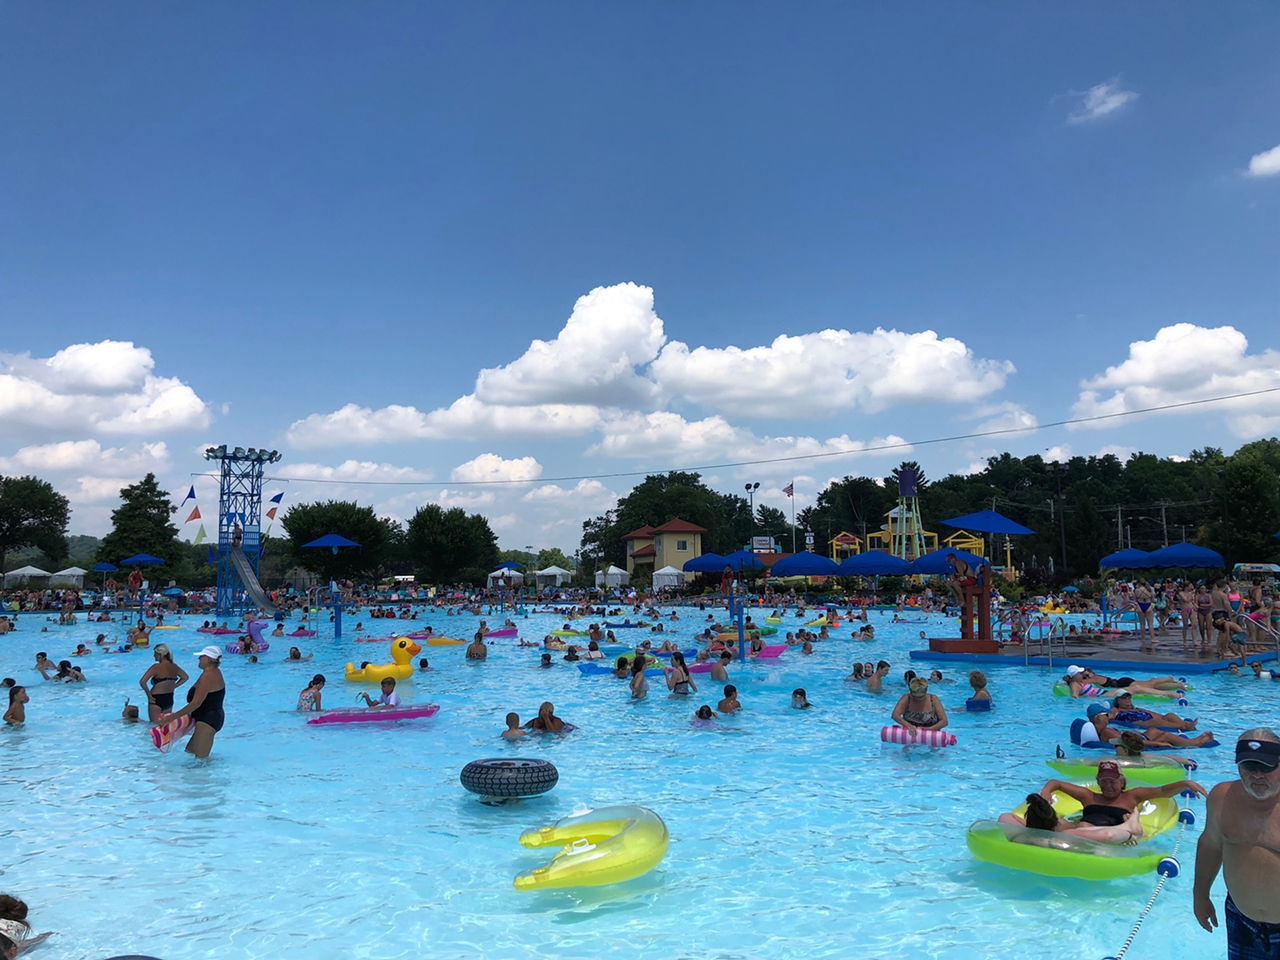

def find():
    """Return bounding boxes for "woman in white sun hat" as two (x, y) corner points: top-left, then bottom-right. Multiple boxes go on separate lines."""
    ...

(157, 645), (226, 759)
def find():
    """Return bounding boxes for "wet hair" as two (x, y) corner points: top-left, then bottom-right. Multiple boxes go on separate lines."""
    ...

(903, 670), (917, 683)
(1, 679), (13, 688)
(1023, 794), (1059, 831)
(671, 651), (688, 674)
(723, 684), (737, 697)
(631, 657), (646, 677)
(7, 686), (24, 704)
(695, 705), (714, 720)
(852, 664), (864, 679)
(418, 658), (429, 668)
(505, 711), (519, 726)
(0, 893), (28, 926)
(875, 660), (889, 671)
(310, 674), (326, 686)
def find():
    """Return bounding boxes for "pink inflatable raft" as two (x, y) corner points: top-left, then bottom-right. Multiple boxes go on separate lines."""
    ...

(307, 703), (441, 725)
(290, 629), (316, 637)
(198, 627), (241, 635)
(483, 627), (518, 638)
(880, 726), (956, 747)
(689, 644), (787, 673)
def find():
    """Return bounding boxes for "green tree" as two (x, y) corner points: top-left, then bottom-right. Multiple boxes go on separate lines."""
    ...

(281, 500), (391, 581)
(96, 474), (183, 580)
(0, 475), (71, 572)
(536, 547), (572, 570)
(406, 505), (499, 584)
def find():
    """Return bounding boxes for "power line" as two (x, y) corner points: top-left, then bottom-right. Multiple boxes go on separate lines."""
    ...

(191, 384), (1280, 488)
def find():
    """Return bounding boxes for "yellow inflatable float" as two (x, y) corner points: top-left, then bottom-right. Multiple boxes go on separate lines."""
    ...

(425, 636), (466, 646)
(345, 637), (421, 683)
(514, 805), (669, 890)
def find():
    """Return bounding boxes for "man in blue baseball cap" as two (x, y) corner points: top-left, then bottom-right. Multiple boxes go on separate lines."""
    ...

(1195, 728), (1280, 957)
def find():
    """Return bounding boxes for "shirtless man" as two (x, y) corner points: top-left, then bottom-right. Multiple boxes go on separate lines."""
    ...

(717, 685), (741, 714)
(1195, 729), (1280, 955)
(865, 660), (890, 694)
(710, 653), (731, 682)
(1038, 760), (1205, 826)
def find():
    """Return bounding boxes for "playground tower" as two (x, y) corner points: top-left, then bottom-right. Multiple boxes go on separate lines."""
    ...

(891, 468), (927, 560)
(203, 445), (283, 617)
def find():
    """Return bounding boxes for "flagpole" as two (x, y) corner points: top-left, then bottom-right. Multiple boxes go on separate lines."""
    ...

(791, 480), (796, 554)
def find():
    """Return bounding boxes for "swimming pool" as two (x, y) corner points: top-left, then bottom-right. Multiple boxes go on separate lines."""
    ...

(0, 607), (1264, 959)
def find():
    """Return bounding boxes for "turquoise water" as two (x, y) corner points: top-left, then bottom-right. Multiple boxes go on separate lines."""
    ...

(0, 607), (1264, 959)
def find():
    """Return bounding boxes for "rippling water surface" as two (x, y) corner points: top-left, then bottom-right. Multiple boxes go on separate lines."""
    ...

(0, 607), (1264, 959)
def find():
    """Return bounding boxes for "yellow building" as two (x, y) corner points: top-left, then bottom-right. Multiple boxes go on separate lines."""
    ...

(943, 529), (984, 556)
(622, 518), (707, 579)
(828, 531), (861, 561)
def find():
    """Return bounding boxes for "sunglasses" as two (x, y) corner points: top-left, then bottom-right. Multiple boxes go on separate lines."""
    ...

(1239, 761), (1278, 773)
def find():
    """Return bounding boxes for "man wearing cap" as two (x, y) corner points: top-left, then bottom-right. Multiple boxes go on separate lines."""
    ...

(1037, 760), (1205, 826)
(1195, 729), (1280, 955)
(1100, 691), (1199, 732)
(155, 645), (226, 759)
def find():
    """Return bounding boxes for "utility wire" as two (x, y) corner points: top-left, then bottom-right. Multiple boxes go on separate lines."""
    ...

(190, 384), (1280, 488)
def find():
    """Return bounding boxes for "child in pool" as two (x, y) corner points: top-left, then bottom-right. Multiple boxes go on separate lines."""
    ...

(501, 712), (527, 739)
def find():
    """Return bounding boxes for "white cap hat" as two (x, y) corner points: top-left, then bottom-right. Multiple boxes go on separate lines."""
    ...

(196, 645), (223, 660)
(1066, 665), (1083, 677)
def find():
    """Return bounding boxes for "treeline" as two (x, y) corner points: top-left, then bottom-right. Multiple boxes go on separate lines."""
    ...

(581, 441), (1280, 577)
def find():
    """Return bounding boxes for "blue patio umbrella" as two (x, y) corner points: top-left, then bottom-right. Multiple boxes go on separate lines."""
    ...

(839, 551), (911, 576)
(908, 548), (989, 576)
(302, 534), (362, 555)
(770, 551), (841, 577)
(1062, 585), (1080, 592)
(1140, 543), (1225, 569)
(682, 553), (726, 572)
(1099, 548), (1151, 570)
(723, 549), (765, 572)
(93, 562), (118, 572)
(120, 553), (165, 566)
(940, 509), (1035, 536)
(494, 560), (524, 570)
(162, 587), (185, 597)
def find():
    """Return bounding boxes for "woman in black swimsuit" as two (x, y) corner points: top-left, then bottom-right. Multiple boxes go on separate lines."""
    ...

(664, 651), (697, 696)
(157, 646), (226, 759)
(137, 644), (189, 723)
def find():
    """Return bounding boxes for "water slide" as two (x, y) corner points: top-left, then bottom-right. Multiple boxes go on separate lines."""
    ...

(229, 543), (277, 614)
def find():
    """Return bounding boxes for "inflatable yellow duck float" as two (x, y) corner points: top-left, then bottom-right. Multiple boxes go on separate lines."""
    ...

(345, 637), (422, 683)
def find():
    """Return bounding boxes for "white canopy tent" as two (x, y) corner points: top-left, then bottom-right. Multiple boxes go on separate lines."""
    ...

(651, 565), (683, 590)
(533, 565), (572, 588)
(486, 568), (524, 587)
(50, 566), (88, 588)
(594, 564), (629, 588)
(3, 565), (51, 585)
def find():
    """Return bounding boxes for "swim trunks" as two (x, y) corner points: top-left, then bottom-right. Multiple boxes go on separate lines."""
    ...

(1226, 894), (1280, 960)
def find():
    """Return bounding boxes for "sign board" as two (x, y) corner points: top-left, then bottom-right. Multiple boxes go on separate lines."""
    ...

(804, 532), (815, 545)
(751, 536), (775, 552)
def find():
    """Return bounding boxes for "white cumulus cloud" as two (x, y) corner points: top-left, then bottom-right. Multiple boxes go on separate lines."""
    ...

(523, 478), (618, 511)
(1246, 143), (1280, 178)
(1071, 324), (1280, 437)
(474, 282), (664, 407)
(0, 440), (170, 475)
(0, 341), (210, 439)
(451, 454), (542, 484)
(1067, 77), (1138, 124)
(652, 328), (1013, 417)
(590, 410), (911, 467)
(283, 460), (435, 483)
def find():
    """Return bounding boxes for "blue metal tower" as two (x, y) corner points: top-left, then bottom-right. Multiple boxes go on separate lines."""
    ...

(204, 445), (283, 617)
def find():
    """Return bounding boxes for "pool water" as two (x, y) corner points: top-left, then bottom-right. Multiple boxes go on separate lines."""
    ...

(0, 607), (1265, 959)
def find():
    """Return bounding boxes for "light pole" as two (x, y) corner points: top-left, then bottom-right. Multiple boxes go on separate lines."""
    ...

(1045, 462), (1068, 570)
(745, 482), (759, 546)
(1134, 517), (1168, 549)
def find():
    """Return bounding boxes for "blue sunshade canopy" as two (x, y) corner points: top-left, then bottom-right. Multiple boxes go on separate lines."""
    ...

(908, 548), (989, 576)
(682, 553), (726, 572)
(941, 509), (1035, 536)
(769, 551), (841, 577)
(839, 551), (912, 576)
(723, 549), (766, 571)
(92, 562), (118, 572)
(120, 553), (164, 565)
(1098, 548), (1151, 570)
(494, 560), (524, 570)
(1140, 543), (1225, 569)
(301, 534), (361, 549)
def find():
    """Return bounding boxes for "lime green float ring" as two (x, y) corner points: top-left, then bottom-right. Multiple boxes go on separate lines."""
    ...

(1051, 681), (1189, 702)
(1045, 755), (1190, 786)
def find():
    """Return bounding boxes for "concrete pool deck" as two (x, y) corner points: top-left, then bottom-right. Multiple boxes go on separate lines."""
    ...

(909, 630), (1277, 674)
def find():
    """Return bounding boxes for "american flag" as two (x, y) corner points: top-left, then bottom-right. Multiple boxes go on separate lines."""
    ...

(782, 483), (794, 498)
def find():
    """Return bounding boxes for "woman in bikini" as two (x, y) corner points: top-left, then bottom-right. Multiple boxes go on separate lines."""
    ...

(137, 644), (189, 723)
(664, 651), (697, 696)
(1133, 579), (1156, 652)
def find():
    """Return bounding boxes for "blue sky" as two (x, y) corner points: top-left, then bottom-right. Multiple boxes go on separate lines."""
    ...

(1, 2), (1277, 553)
